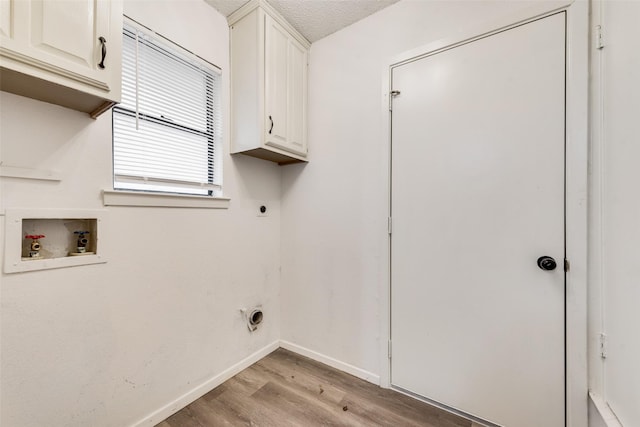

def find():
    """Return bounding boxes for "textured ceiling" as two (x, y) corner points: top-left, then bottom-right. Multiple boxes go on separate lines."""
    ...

(205, 0), (401, 43)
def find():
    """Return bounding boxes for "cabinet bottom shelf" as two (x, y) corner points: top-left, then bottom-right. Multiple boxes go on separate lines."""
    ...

(233, 147), (307, 165)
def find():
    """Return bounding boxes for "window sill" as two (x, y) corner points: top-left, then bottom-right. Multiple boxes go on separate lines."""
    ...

(102, 190), (230, 209)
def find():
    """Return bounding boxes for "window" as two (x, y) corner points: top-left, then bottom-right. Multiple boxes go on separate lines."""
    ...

(112, 21), (222, 197)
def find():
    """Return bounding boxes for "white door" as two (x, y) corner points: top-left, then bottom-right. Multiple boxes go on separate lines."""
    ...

(390, 13), (566, 427)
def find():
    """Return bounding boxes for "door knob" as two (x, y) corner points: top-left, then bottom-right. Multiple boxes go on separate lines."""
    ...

(537, 256), (557, 271)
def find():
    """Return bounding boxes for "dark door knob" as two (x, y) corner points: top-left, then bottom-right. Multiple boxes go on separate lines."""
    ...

(537, 256), (557, 271)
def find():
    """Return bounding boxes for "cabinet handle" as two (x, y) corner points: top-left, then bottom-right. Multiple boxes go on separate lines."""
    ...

(268, 115), (274, 134)
(98, 37), (107, 69)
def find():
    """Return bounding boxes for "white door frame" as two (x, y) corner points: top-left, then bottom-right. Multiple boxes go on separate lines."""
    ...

(379, 1), (588, 425)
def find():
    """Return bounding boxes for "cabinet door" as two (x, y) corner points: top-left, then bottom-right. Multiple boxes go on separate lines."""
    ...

(32, 0), (112, 87)
(2, 0), (114, 92)
(286, 37), (307, 155)
(265, 14), (289, 149)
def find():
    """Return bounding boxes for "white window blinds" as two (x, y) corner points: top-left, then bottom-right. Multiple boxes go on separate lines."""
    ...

(113, 22), (222, 196)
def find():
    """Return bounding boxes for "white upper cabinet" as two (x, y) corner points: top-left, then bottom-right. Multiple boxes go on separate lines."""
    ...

(0, 0), (122, 118)
(229, 0), (309, 164)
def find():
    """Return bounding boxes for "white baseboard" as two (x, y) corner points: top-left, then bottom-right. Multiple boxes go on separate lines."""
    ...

(589, 391), (623, 427)
(130, 340), (280, 427)
(279, 340), (380, 385)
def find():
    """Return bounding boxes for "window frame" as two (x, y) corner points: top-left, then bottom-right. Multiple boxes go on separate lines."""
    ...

(107, 17), (228, 208)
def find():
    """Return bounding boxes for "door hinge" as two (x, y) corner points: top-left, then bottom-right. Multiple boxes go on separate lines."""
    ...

(388, 217), (392, 235)
(388, 340), (392, 359)
(600, 333), (607, 359)
(564, 258), (570, 272)
(389, 90), (400, 111)
(595, 25), (605, 49)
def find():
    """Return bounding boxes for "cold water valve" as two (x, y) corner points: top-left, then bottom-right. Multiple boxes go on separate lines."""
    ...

(74, 230), (90, 253)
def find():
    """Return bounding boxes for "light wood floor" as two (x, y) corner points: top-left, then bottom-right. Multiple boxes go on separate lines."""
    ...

(156, 348), (472, 427)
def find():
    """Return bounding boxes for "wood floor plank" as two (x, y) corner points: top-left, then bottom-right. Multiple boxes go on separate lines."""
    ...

(186, 398), (238, 427)
(251, 359), (347, 405)
(254, 356), (432, 426)
(336, 393), (441, 427)
(215, 385), (302, 427)
(156, 348), (473, 427)
(261, 349), (457, 425)
(251, 380), (350, 425)
(162, 406), (205, 427)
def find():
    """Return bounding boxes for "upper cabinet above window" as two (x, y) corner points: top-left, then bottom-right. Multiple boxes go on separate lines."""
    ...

(229, 0), (310, 165)
(0, 0), (122, 118)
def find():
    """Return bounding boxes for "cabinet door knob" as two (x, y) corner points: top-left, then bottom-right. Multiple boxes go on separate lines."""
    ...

(98, 37), (107, 69)
(268, 115), (274, 134)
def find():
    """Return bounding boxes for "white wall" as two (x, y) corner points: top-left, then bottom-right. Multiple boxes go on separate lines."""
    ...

(589, 1), (640, 426)
(0, 1), (281, 426)
(280, 0), (553, 380)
